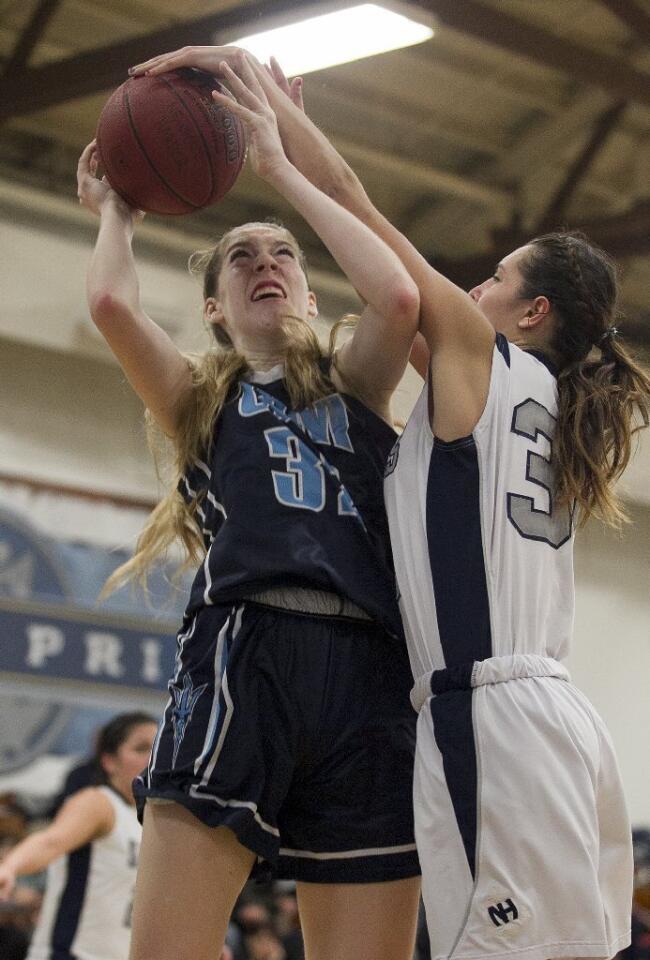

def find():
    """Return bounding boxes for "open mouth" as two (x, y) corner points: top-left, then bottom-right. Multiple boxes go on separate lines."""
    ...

(251, 282), (286, 302)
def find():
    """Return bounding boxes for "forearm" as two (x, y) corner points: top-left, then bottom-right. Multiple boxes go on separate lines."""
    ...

(2, 831), (64, 878)
(265, 83), (436, 293)
(266, 159), (415, 315)
(262, 83), (372, 216)
(87, 198), (141, 320)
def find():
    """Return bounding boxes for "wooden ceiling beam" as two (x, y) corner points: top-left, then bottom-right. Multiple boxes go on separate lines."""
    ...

(431, 200), (650, 291)
(596, 0), (650, 45)
(411, 0), (650, 105)
(0, 0), (328, 121)
(2, 0), (63, 76)
(336, 137), (511, 210)
(534, 99), (628, 234)
(1, 0), (650, 121)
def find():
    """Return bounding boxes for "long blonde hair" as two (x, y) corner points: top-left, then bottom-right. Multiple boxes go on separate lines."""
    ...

(520, 232), (650, 528)
(105, 222), (350, 594)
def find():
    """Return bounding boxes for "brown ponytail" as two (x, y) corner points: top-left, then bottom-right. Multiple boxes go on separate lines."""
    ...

(520, 232), (650, 528)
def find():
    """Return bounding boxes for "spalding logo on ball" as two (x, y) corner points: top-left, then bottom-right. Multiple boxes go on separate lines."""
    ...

(96, 69), (246, 215)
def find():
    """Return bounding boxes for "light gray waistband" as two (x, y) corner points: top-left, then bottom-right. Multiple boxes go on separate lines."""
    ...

(245, 586), (372, 620)
(411, 654), (571, 712)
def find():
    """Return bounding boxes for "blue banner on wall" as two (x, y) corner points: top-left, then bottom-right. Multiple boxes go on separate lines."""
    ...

(0, 595), (177, 688)
(0, 507), (191, 777)
(0, 506), (186, 691)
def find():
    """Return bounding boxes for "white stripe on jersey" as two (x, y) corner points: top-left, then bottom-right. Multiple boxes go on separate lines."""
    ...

(196, 604), (243, 787)
(193, 608), (235, 775)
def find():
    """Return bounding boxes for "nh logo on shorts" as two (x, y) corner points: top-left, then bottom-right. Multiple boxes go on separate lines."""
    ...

(487, 899), (519, 927)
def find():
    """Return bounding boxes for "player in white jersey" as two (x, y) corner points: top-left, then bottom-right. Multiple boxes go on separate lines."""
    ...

(0, 713), (157, 960)
(145, 51), (650, 960)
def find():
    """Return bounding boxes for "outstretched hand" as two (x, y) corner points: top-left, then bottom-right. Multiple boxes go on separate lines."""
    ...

(267, 56), (305, 112)
(213, 54), (288, 184)
(129, 45), (243, 79)
(76, 141), (144, 221)
(128, 44), (306, 115)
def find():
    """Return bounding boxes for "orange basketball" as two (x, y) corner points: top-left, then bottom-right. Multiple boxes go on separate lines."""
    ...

(96, 69), (246, 215)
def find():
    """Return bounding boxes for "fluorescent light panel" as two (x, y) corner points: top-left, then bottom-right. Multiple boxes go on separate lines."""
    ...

(230, 4), (434, 77)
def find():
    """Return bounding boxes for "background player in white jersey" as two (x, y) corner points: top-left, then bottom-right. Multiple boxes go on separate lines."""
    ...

(77, 55), (421, 960)
(0, 712), (157, 960)
(128, 45), (650, 960)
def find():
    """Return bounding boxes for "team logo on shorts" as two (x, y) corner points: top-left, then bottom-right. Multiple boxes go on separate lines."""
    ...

(384, 438), (400, 477)
(487, 898), (519, 927)
(170, 672), (208, 767)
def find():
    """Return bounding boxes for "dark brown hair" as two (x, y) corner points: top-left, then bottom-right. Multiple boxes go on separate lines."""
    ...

(519, 231), (650, 526)
(94, 711), (157, 784)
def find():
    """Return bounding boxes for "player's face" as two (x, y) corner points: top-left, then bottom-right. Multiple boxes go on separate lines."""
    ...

(468, 246), (533, 337)
(102, 722), (157, 791)
(211, 225), (317, 351)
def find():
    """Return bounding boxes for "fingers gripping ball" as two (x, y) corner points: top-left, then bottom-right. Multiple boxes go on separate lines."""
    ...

(96, 69), (246, 215)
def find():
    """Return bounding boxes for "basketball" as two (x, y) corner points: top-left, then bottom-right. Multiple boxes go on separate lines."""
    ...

(96, 69), (246, 215)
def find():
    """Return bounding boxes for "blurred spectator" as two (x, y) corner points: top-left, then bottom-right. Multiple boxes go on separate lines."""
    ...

(0, 913), (29, 960)
(0, 794), (33, 959)
(274, 889), (303, 960)
(0, 795), (29, 855)
(244, 923), (287, 960)
(234, 897), (274, 937)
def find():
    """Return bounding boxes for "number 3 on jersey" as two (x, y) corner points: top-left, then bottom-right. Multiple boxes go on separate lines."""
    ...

(264, 426), (361, 520)
(507, 398), (573, 549)
(265, 426), (325, 511)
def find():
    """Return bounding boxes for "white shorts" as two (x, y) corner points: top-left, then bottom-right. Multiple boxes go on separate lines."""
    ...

(413, 655), (632, 960)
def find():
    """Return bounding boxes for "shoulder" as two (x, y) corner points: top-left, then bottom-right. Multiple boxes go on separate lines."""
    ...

(505, 341), (558, 403)
(59, 787), (116, 836)
(329, 362), (394, 427)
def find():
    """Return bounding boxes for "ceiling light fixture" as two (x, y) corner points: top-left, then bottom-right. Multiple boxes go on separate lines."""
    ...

(227, 4), (434, 77)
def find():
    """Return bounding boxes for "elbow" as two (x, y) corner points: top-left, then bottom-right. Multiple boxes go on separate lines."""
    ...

(88, 291), (134, 331)
(391, 281), (420, 330)
(328, 166), (365, 207)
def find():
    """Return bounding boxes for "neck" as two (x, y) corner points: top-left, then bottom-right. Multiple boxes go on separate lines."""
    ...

(245, 351), (285, 371)
(108, 779), (135, 806)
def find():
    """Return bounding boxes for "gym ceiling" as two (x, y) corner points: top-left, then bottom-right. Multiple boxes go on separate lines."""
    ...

(1, 0), (649, 347)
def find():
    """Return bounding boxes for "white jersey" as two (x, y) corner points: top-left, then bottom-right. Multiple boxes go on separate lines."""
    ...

(385, 335), (574, 697)
(385, 336), (631, 960)
(27, 787), (140, 960)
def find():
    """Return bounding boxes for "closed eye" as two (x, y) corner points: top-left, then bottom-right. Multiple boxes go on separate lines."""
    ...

(229, 248), (250, 261)
(276, 247), (295, 258)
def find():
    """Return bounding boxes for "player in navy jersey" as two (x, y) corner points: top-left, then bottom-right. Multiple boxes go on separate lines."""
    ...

(0, 713), (157, 960)
(127, 46), (650, 960)
(78, 56), (421, 960)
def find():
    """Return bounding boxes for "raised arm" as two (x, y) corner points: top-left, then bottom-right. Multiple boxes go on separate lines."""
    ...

(129, 47), (495, 437)
(77, 142), (193, 437)
(255, 61), (496, 439)
(0, 789), (114, 901)
(216, 56), (420, 419)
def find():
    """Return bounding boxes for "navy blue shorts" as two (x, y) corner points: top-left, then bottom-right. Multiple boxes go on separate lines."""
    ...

(134, 600), (419, 883)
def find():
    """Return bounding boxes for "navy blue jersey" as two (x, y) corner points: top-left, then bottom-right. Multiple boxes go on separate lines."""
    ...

(179, 366), (403, 638)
